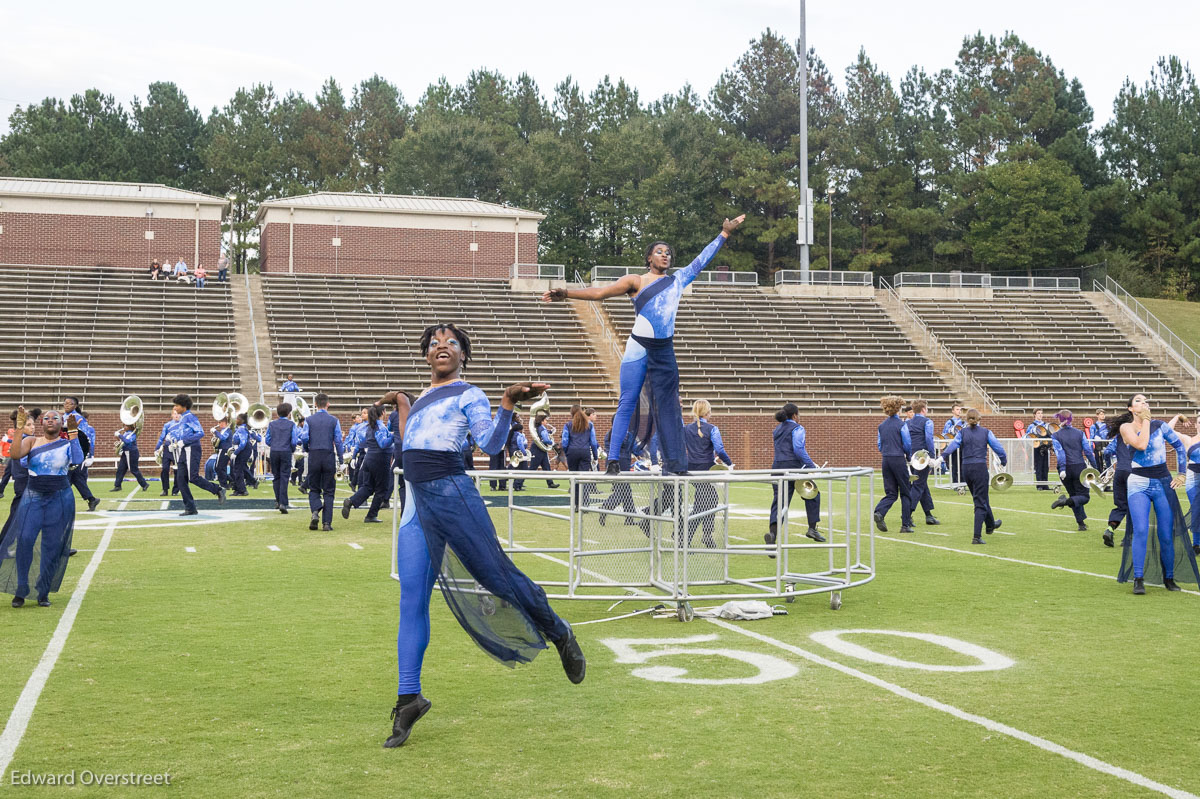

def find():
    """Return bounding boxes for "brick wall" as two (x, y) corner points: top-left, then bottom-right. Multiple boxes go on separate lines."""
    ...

(0, 211), (221, 270)
(260, 222), (537, 278)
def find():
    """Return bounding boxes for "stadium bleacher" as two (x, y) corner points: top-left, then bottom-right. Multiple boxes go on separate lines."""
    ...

(0, 263), (238, 409)
(602, 286), (958, 413)
(261, 274), (619, 409)
(905, 291), (1195, 412)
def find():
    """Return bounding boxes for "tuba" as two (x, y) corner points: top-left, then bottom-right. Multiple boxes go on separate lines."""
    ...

(212, 392), (230, 422)
(291, 396), (311, 425)
(248, 403), (271, 431)
(120, 395), (144, 434)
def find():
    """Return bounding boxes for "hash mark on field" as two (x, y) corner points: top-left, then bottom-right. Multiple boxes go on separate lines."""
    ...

(583, 538), (600, 545)
(922, 531), (950, 537)
(348, 542), (363, 550)
(185, 547), (196, 553)
(159, 501), (170, 510)
(729, 535), (748, 541)
(267, 545), (281, 551)
(1051, 528), (1079, 535)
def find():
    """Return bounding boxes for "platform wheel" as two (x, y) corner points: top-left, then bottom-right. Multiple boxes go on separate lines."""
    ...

(677, 602), (694, 623)
(830, 592), (842, 611)
(784, 583), (796, 603)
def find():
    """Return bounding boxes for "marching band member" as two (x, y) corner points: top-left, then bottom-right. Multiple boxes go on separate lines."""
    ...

(941, 402), (965, 484)
(156, 410), (181, 496)
(543, 215), (745, 475)
(874, 396), (914, 533)
(0, 418), (13, 498)
(907, 399), (939, 525)
(342, 404), (394, 523)
(205, 452), (220, 482)
(344, 410), (367, 488)
(297, 393), (343, 531)
(682, 400), (733, 547)
(1025, 408), (1052, 490)
(1167, 418), (1200, 555)
(562, 407), (598, 504)
(0, 407), (84, 608)
(598, 427), (636, 526)
(1049, 410), (1098, 531)
(388, 401), (407, 513)
(168, 394), (227, 517)
(766, 402), (825, 548)
(212, 418), (234, 489)
(281, 374), (301, 405)
(231, 413), (254, 495)
(1102, 428), (1133, 549)
(111, 422), (149, 491)
(1114, 394), (1196, 594)
(265, 403), (298, 514)
(939, 409), (1006, 545)
(461, 432), (476, 471)
(62, 397), (100, 512)
(1091, 409), (1110, 471)
(509, 415), (531, 491)
(384, 323), (583, 748)
(526, 412), (560, 489)
(246, 425), (263, 489)
(0, 409), (38, 544)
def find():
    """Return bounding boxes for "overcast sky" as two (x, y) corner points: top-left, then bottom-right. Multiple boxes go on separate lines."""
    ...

(1, 0), (1195, 137)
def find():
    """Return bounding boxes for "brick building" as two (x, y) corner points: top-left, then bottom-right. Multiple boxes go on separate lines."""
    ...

(256, 192), (544, 278)
(0, 177), (227, 270)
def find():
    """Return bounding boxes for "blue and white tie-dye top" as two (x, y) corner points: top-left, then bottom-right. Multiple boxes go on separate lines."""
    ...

(630, 234), (726, 339)
(1130, 419), (1186, 476)
(402, 381), (511, 456)
(22, 437), (84, 490)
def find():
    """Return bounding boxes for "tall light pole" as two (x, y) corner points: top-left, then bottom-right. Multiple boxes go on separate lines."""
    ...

(827, 185), (833, 270)
(798, 0), (810, 283)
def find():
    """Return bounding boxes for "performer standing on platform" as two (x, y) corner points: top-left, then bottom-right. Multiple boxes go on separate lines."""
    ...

(0, 408), (84, 607)
(907, 399), (939, 526)
(156, 410), (180, 496)
(939, 409), (1006, 545)
(281, 374), (301, 408)
(62, 397), (100, 512)
(1049, 410), (1098, 530)
(766, 402), (825, 547)
(1114, 394), (1196, 594)
(341, 404), (394, 524)
(874, 396), (913, 533)
(111, 422), (149, 491)
(168, 394), (227, 516)
(1025, 408), (1052, 490)
(384, 323), (584, 748)
(266, 403), (298, 514)
(543, 215), (745, 475)
(298, 393), (343, 531)
(941, 403), (965, 484)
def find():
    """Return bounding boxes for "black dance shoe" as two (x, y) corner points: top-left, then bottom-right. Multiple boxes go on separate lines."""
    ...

(383, 695), (432, 749)
(1164, 578), (1182, 592)
(987, 519), (1002, 533)
(1103, 530), (1115, 548)
(972, 537), (985, 545)
(341, 498), (353, 519)
(11, 596), (24, 608)
(217, 488), (227, 505)
(1050, 496), (1070, 510)
(87, 497), (101, 512)
(68, 549), (77, 556)
(179, 509), (199, 516)
(872, 512), (887, 533)
(363, 516), (382, 523)
(925, 515), (940, 525)
(159, 491), (169, 497)
(554, 629), (587, 684)
(279, 507), (288, 514)
(1133, 578), (1145, 595)
(547, 482), (561, 488)
(108, 487), (122, 492)
(37, 596), (50, 607)
(309, 512), (319, 531)
(605, 461), (620, 476)
(898, 525), (914, 534)
(1077, 522), (1088, 532)
(1193, 545), (1200, 556)
(806, 527), (827, 543)
(322, 524), (333, 532)
(765, 524), (777, 560)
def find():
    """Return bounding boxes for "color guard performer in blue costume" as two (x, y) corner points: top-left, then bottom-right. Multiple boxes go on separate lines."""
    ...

(1102, 427), (1133, 549)
(543, 215), (745, 475)
(0, 409), (39, 546)
(1049, 410), (1098, 531)
(1166, 416), (1200, 555)
(111, 421), (149, 491)
(938, 409), (1006, 545)
(265, 403), (298, 514)
(0, 407), (84, 607)
(1090, 409), (1110, 472)
(382, 323), (585, 748)
(167, 394), (227, 516)
(873, 396), (913, 533)
(341, 404), (394, 524)
(907, 399), (939, 525)
(766, 402), (826, 547)
(1114, 394), (1198, 594)
(561, 407), (599, 503)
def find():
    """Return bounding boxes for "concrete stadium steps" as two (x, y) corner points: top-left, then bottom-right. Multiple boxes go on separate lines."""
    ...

(602, 286), (957, 414)
(261, 274), (618, 409)
(0, 264), (238, 409)
(905, 291), (1195, 413)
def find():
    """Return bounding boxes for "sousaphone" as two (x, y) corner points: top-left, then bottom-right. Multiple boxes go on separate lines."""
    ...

(248, 403), (271, 431)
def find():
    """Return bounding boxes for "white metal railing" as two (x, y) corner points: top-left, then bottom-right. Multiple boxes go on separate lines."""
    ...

(592, 265), (758, 286)
(243, 266), (266, 402)
(1095, 276), (1200, 389)
(991, 276), (1080, 291)
(774, 270), (873, 286)
(512, 262), (565, 281)
(878, 277), (1000, 412)
(575, 269), (623, 361)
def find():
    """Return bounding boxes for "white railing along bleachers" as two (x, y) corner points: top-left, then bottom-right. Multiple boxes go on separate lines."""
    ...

(991, 276), (1080, 291)
(574, 269), (623, 361)
(1095, 276), (1200, 389)
(512, 262), (565, 280)
(592, 265), (758, 286)
(894, 272), (1080, 291)
(773, 270), (873, 286)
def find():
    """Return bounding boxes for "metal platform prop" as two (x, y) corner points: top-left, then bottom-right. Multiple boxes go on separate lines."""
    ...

(931, 437), (1066, 493)
(391, 467), (876, 619)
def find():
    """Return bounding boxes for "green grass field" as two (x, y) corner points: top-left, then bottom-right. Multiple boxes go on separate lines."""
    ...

(1136, 297), (1200, 355)
(2, 472), (1200, 798)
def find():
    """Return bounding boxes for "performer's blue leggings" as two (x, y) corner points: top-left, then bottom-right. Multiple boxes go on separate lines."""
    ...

(1128, 474), (1174, 579)
(1187, 471), (1200, 547)
(10, 488), (75, 598)
(607, 336), (686, 474)
(396, 474), (570, 694)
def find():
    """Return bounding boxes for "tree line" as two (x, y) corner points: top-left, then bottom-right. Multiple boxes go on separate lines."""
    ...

(2, 29), (1198, 297)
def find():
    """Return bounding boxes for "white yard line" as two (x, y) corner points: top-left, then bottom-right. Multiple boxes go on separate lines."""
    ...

(347, 542), (363, 550)
(267, 545), (281, 551)
(0, 486), (140, 776)
(705, 618), (1199, 799)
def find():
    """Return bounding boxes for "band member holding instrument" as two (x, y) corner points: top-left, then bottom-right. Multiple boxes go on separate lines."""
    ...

(343, 410), (366, 488)
(297, 393), (343, 532)
(212, 418), (234, 490)
(509, 415), (530, 492)
(907, 399), (939, 526)
(874, 396), (914, 533)
(231, 414), (254, 495)
(562, 407), (598, 504)
(1049, 410), (1098, 531)
(342, 404), (394, 524)
(62, 397), (100, 512)
(939, 409), (1006, 545)
(526, 412), (560, 489)
(767, 402), (825, 547)
(266, 403), (298, 513)
(1025, 408), (1051, 490)
(385, 323), (584, 748)
(111, 422), (149, 491)
(941, 403), (965, 485)
(1091, 409), (1110, 471)
(543, 215), (745, 475)
(0, 407), (85, 608)
(1115, 394), (1196, 594)
(168, 394), (227, 516)
(156, 410), (181, 496)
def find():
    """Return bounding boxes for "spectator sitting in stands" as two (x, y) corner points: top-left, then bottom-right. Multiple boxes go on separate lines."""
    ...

(149, 260), (161, 280)
(195, 264), (208, 289)
(173, 257), (188, 278)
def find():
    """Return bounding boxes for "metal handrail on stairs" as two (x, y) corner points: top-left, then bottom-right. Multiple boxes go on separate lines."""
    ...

(575, 269), (623, 361)
(1092, 277), (1200, 395)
